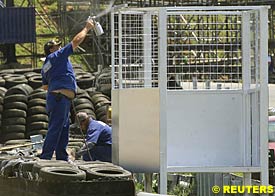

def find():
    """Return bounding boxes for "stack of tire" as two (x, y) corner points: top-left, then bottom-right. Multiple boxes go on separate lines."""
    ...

(88, 91), (111, 123)
(72, 89), (96, 120)
(0, 87), (7, 141)
(75, 160), (131, 181)
(26, 88), (48, 138)
(1, 84), (33, 142)
(24, 72), (42, 90)
(2, 74), (28, 89)
(76, 71), (96, 90)
(95, 67), (111, 97)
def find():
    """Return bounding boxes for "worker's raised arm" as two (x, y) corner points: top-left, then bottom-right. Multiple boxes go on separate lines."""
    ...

(71, 20), (94, 50)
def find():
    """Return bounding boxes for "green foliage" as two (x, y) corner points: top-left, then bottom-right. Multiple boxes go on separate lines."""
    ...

(168, 183), (195, 196)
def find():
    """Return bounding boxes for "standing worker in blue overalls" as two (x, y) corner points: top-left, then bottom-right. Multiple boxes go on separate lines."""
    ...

(75, 112), (112, 162)
(40, 19), (94, 161)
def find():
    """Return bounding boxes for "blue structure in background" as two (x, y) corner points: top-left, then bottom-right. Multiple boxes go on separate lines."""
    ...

(0, 7), (36, 44)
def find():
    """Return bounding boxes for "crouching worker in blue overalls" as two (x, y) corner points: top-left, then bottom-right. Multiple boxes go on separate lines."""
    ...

(75, 112), (112, 162)
(40, 19), (94, 161)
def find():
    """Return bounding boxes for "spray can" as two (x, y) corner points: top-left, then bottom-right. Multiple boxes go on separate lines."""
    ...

(87, 16), (104, 36)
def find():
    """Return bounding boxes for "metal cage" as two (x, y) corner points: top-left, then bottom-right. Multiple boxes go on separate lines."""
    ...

(111, 6), (269, 194)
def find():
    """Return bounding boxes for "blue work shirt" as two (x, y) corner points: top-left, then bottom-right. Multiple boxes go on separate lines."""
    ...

(86, 119), (112, 145)
(41, 43), (77, 93)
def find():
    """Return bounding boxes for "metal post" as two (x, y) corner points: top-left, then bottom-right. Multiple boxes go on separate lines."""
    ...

(259, 6), (269, 187)
(118, 12), (123, 89)
(158, 7), (168, 195)
(241, 13), (252, 195)
(143, 12), (152, 87)
(111, 12), (115, 89)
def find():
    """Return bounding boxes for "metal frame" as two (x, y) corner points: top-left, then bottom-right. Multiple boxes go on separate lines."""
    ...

(112, 6), (269, 194)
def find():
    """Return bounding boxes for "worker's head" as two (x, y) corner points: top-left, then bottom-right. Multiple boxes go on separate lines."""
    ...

(76, 112), (90, 131)
(44, 39), (62, 56)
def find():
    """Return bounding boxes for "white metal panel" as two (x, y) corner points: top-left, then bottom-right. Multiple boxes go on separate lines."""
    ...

(113, 88), (160, 172)
(111, 90), (120, 164)
(167, 91), (243, 167)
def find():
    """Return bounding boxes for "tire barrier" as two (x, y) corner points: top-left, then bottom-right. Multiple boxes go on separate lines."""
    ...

(26, 89), (48, 138)
(76, 72), (96, 90)
(0, 87), (6, 140)
(71, 91), (96, 123)
(0, 67), (112, 142)
(85, 166), (132, 181)
(89, 92), (111, 124)
(39, 166), (86, 182)
(1, 84), (33, 143)
(95, 68), (111, 98)
(0, 157), (134, 196)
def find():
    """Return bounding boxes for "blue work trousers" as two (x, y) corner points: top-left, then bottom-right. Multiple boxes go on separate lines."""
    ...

(83, 145), (112, 162)
(40, 93), (71, 161)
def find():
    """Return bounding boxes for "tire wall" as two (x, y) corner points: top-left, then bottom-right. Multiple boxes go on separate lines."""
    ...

(0, 67), (111, 143)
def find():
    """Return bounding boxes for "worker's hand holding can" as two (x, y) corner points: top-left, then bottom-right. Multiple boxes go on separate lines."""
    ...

(85, 16), (95, 31)
(86, 16), (104, 36)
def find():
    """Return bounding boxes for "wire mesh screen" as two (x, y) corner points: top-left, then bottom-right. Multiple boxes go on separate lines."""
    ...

(112, 8), (260, 90)
(113, 11), (159, 89)
(167, 13), (243, 90)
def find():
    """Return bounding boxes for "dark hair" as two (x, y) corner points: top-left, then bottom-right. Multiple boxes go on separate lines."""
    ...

(44, 40), (61, 56)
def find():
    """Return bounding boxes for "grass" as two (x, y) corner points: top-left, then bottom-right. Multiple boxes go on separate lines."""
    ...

(12, 0), (88, 68)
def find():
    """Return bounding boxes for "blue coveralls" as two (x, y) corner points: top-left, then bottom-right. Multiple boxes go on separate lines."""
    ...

(83, 119), (112, 162)
(40, 43), (76, 161)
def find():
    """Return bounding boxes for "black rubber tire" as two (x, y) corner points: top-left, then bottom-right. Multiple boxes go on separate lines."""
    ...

(28, 75), (42, 89)
(30, 88), (45, 94)
(24, 72), (39, 79)
(0, 96), (3, 105)
(20, 160), (36, 173)
(4, 102), (27, 111)
(4, 94), (28, 104)
(39, 166), (86, 182)
(5, 83), (33, 96)
(93, 96), (111, 106)
(91, 93), (110, 103)
(3, 74), (25, 80)
(28, 91), (46, 100)
(75, 103), (94, 111)
(76, 93), (92, 102)
(85, 167), (132, 180)
(27, 114), (48, 123)
(5, 78), (28, 89)
(4, 139), (29, 145)
(0, 87), (7, 96)
(0, 78), (5, 87)
(95, 105), (108, 116)
(94, 100), (110, 110)
(4, 139), (30, 145)
(2, 117), (26, 126)
(28, 98), (46, 108)
(73, 98), (93, 106)
(2, 125), (26, 133)
(19, 160), (36, 179)
(3, 109), (27, 118)
(2, 132), (25, 142)
(27, 122), (48, 132)
(32, 160), (73, 175)
(28, 106), (47, 115)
